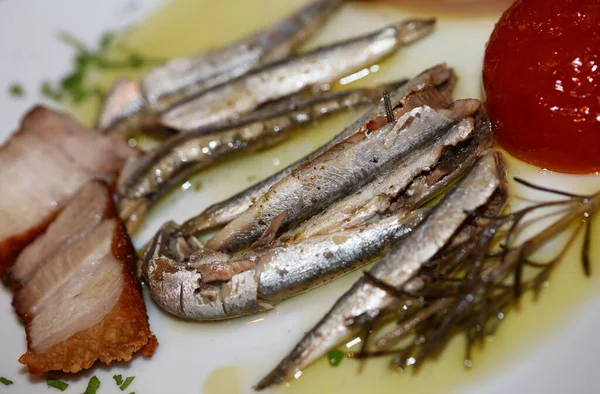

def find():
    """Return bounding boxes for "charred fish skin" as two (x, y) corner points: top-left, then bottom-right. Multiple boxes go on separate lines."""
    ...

(255, 150), (508, 390)
(302, 109), (494, 240)
(179, 64), (457, 237)
(160, 19), (437, 131)
(283, 116), (483, 241)
(206, 99), (481, 253)
(97, 0), (344, 135)
(391, 110), (493, 213)
(116, 82), (407, 233)
(142, 0), (345, 112)
(141, 208), (427, 320)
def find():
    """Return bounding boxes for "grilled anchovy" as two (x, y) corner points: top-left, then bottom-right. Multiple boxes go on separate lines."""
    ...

(98, 0), (344, 135)
(161, 19), (436, 131)
(116, 81), (407, 233)
(142, 208), (427, 320)
(144, 0), (345, 112)
(140, 105), (493, 322)
(285, 111), (493, 240)
(179, 64), (456, 237)
(206, 98), (481, 253)
(254, 150), (508, 390)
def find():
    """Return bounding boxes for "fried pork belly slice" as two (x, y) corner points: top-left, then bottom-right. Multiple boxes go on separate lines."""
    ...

(16, 217), (157, 373)
(6, 181), (113, 288)
(0, 106), (139, 277)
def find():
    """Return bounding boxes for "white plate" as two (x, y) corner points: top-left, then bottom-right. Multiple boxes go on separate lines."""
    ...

(1, 1), (600, 393)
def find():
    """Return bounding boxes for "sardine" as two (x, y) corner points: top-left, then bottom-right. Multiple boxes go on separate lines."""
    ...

(179, 64), (456, 237)
(143, 0), (345, 112)
(206, 98), (481, 253)
(116, 81), (407, 233)
(98, 0), (344, 135)
(142, 209), (427, 320)
(254, 150), (508, 390)
(161, 19), (437, 131)
(283, 112), (493, 241)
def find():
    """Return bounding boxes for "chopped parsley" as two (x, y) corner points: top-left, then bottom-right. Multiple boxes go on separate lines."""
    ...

(83, 376), (101, 394)
(327, 349), (345, 367)
(34, 29), (163, 106)
(0, 377), (13, 386)
(120, 376), (135, 391)
(40, 81), (63, 101)
(8, 83), (25, 98)
(113, 374), (124, 386)
(46, 377), (69, 391)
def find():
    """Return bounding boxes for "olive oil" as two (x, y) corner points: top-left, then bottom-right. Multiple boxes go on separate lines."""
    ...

(65, 1), (600, 393)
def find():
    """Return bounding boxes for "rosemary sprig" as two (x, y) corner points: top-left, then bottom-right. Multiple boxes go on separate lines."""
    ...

(347, 181), (598, 371)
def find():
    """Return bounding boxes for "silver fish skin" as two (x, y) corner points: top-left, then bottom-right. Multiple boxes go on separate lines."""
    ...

(206, 99), (481, 253)
(161, 19), (437, 131)
(98, 0), (344, 135)
(285, 117), (476, 240)
(116, 82), (406, 233)
(254, 150), (508, 390)
(391, 110), (493, 212)
(179, 64), (456, 237)
(287, 110), (494, 240)
(142, 208), (427, 320)
(143, 0), (345, 112)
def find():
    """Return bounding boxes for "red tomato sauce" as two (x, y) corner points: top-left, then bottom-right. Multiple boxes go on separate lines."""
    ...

(483, 0), (600, 174)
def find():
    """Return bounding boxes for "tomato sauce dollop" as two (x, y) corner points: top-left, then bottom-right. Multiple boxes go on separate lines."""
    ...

(483, 0), (600, 174)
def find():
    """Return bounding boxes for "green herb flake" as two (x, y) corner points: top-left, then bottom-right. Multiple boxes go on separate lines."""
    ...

(128, 53), (145, 69)
(113, 374), (123, 386)
(57, 30), (88, 52)
(327, 349), (345, 367)
(0, 377), (13, 386)
(46, 377), (69, 391)
(83, 376), (101, 394)
(40, 81), (63, 101)
(99, 32), (116, 52)
(8, 83), (25, 98)
(43, 29), (161, 106)
(120, 376), (135, 391)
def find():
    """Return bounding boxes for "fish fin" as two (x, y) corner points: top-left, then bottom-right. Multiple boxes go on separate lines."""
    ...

(251, 211), (289, 249)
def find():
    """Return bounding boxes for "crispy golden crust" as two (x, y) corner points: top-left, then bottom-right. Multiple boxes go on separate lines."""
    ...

(18, 206), (157, 373)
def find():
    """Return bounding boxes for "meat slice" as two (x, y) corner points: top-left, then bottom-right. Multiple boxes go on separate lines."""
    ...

(0, 106), (139, 277)
(13, 181), (157, 373)
(6, 181), (113, 288)
(14, 219), (117, 319)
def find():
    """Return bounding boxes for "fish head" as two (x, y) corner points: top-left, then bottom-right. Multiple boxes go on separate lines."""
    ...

(142, 223), (272, 320)
(393, 18), (437, 45)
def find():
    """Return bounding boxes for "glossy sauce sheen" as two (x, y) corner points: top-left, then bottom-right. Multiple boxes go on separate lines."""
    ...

(61, 1), (600, 393)
(483, 0), (600, 174)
